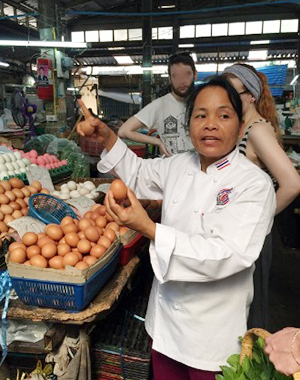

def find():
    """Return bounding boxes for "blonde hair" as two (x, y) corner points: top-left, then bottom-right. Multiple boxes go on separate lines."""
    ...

(223, 63), (282, 144)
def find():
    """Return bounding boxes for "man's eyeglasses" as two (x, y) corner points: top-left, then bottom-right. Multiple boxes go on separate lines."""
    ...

(238, 90), (250, 96)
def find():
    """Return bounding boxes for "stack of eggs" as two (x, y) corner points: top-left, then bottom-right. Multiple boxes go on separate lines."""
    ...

(9, 203), (128, 270)
(22, 150), (68, 170)
(52, 180), (99, 200)
(0, 151), (32, 180)
(0, 178), (49, 233)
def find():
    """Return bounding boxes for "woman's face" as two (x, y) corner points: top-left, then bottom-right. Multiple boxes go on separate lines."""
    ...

(228, 77), (253, 115)
(189, 86), (241, 168)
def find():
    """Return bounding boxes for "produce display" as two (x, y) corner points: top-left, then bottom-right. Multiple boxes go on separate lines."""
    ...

(0, 178), (49, 234)
(9, 203), (128, 270)
(52, 180), (100, 200)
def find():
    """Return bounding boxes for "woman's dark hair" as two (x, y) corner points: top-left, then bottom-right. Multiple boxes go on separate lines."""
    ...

(185, 76), (243, 129)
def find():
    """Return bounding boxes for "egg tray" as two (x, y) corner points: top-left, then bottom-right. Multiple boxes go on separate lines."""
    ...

(7, 240), (122, 312)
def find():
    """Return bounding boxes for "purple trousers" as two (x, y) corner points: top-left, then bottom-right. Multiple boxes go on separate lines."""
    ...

(151, 348), (221, 380)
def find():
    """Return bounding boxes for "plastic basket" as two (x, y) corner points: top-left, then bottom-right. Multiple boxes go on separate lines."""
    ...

(28, 194), (77, 225)
(119, 233), (147, 266)
(80, 136), (105, 156)
(10, 244), (122, 312)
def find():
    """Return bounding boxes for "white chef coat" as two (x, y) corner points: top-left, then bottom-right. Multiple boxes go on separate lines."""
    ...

(98, 138), (276, 371)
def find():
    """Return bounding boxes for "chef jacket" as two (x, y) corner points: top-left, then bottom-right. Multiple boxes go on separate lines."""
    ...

(98, 137), (276, 371)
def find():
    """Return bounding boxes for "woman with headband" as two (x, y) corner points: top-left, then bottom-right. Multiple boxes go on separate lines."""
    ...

(223, 63), (300, 329)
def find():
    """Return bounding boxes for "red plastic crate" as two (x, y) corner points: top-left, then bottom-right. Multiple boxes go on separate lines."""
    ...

(119, 233), (148, 265)
(80, 136), (105, 156)
(128, 144), (146, 158)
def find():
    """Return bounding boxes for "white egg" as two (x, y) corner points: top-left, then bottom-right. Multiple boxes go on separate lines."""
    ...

(0, 156), (5, 165)
(20, 168), (26, 173)
(79, 187), (90, 196)
(83, 181), (96, 191)
(5, 163), (14, 171)
(91, 189), (99, 197)
(14, 169), (21, 175)
(8, 170), (14, 176)
(85, 194), (94, 199)
(0, 172), (8, 180)
(22, 158), (31, 166)
(67, 181), (77, 191)
(70, 190), (80, 198)
(60, 193), (70, 200)
(61, 187), (70, 194)
(16, 160), (26, 168)
(52, 191), (61, 198)
(31, 164), (37, 167)
(61, 183), (68, 189)
(14, 152), (22, 160)
(0, 164), (7, 172)
(3, 154), (10, 163)
(12, 162), (19, 170)
(8, 153), (16, 162)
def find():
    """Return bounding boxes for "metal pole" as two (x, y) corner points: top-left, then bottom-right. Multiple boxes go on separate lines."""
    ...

(142, 0), (153, 107)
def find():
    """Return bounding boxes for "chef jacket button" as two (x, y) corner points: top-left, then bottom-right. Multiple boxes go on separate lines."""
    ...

(188, 171), (193, 176)
(173, 199), (178, 204)
(213, 178), (218, 183)
(158, 293), (162, 299)
(194, 208), (198, 213)
(173, 304), (179, 310)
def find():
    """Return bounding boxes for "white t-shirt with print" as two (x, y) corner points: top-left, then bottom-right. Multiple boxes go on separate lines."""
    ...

(134, 92), (193, 154)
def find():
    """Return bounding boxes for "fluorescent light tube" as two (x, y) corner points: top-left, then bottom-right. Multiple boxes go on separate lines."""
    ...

(290, 74), (299, 85)
(0, 40), (87, 48)
(0, 62), (9, 67)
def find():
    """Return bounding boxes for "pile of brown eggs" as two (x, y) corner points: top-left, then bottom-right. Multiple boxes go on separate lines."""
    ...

(0, 178), (50, 233)
(9, 203), (129, 270)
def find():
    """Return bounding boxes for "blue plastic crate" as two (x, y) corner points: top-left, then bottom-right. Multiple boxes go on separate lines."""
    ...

(10, 245), (122, 312)
(28, 194), (77, 225)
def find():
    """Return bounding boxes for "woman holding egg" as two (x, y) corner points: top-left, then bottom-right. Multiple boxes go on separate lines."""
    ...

(77, 77), (275, 380)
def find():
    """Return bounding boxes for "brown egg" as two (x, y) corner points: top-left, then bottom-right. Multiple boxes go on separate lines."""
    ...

(37, 233), (45, 239)
(9, 242), (26, 253)
(57, 243), (71, 256)
(49, 255), (64, 269)
(90, 220), (96, 226)
(46, 225), (63, 241)
(0, 221), (8, 232)
(62, 223), (78, 234)
(84, 255), (98, 266)
(20, 187), (30, 197)
(41, 243), (57, 259)
(10, 248), (27, 263)
(0, 180), (11, 191)
(24, 197), (30, 206)
(9, 201), (21, 211)
(40, 188), (50, 195)
(73, 218), (79, 226)
(30, 254), (48, 268)
(26, 245), (41, 259)
(65, 232), (80, 247)
(1, 204), (13, 215)
(16, 198), (26, 209)
(0, 185), (5, 194)
(8, 227), (15, 233)
(90, 211), (100, 221)
(37, 236), (55, 248)
(24, 260), (31, 266)
(104, 228), (116, 243)
(61, 216), (74, 227)
(31, 181), (42, 192)
(83, 211), (92, 219)
(110, 179), (127, 200)
(21, 207), (28, 216)
(12, 210), (23, 219)
(106, 222), (120, 232)
(84, 226), (100, 242)
(95, 227), (103, 236)
(78, 218), (92, 231)
(97, 205), (107, 216)
(63, 252), (79, 267)
(22, 232), (38, 246)
(75, 261), (89, 270)
(59, 237), (66, 244)
(0, 211), (4, 221)
(9, 177), (24, 189)
(74, 251), (83, 261)
(27, 185), (39, 194)
(77, 239), (92, 254)
(90, 244), (106, 258)
(0, 194), (10, 205)
(98, 236), (112, 249)
(4, 215), (14, 224)
(95, 216), (107, 228)
(105, 212), (114, 222)
(119, 226), (129, 236)
(78, 231), (85, 240)
(12, 188), (24, 199)
(5, 191), (16, 202)
(91, 204), (101, 212)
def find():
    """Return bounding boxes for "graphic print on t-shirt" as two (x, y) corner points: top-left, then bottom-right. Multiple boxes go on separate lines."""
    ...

(163, 115), (178, 134)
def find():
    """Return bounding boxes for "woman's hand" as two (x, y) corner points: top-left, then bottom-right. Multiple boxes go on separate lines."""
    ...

(265, 327), (300, 376)
(76, 99), (117, 150)
(104, 187), (156, 240)
(158, 140), (172, 157)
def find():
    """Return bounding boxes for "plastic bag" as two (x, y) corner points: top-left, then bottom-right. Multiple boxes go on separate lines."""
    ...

(70, 153), (90, 179)
(24, 134), (56, 155)
(47, 139), (81, 159)
(0, 320), (49, 346)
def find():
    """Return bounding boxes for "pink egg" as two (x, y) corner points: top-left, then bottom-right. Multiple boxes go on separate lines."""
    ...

(30, 157), (37, 164)
(61, 160), (67, 165)
(30, 150), (38, 158)
(46, 164), (52, 169)
(37, 157), (45, 166)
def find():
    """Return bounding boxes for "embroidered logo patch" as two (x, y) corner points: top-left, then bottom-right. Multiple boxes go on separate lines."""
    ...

(216, 188), (233, 206)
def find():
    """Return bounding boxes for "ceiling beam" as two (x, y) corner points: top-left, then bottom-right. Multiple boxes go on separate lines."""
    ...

(65, 0), (94, 10)
(3, 0), (36, 13)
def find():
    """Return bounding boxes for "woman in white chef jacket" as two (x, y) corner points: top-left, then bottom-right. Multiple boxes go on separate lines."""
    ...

(77, 77), (276, 380)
